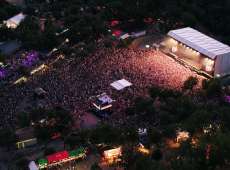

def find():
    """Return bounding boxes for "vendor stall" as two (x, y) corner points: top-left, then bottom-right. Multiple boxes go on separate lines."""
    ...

(68, 148), (86, 159)
(38, 158), (49, 167)
(177, 131), (189, 142)
(46, 151), (70, 163)
(104, 148), (121, 160)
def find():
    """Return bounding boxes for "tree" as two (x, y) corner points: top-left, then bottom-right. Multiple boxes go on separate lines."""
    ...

(29, 107), (47, 123)
(135, 154), (155, 170)
(143, 140), (152, 149)
(17, 112), (30, 128)
(124, 107), (135, 116)
(23, 4), (37, 16)
(91, 162), (102, 170)
(148, 86), (162, 99)
(64, 136), (79, 149)
(202, 79), (210, 90)
(16, 157), (30, 170)
(182, 12), (197, 28)
(0, 10), (8, 21)
(0, 126), (18, 148)
(88, 126), (103, 144)
(145, 106), (155, 117)
(220, 106), (230, 132)
(182, 76), (198, 95)
(147, 126), (161, 144)
(44, 147), (56, 156)
(159, 111), (172, 126)
(104, 40), (114, 48)
(124, 123), (139, 143)
(206, 78), (222, 98)
(34, 123), (54, 140)
(116, 147), (140, 170)
(53, 11), (62, 20)
(70, 5), (80, 15)
(159, 88), (175, 100)
(152, 149), (163, 161)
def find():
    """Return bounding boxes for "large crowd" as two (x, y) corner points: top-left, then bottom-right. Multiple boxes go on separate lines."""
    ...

(0, 50), (46, 84)
(0, 39), (207, 132)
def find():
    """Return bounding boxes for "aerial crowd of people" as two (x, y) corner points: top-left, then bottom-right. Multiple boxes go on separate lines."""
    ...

(0, 39), (207, 132)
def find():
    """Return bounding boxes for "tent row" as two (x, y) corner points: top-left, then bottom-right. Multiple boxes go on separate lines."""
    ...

(37, 148), (85, 168)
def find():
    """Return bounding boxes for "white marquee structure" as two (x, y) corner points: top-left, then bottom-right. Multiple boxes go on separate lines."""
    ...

(3, 13), (26, 28)
(110, 79), (132, 90)
(167, 27), (230, 78)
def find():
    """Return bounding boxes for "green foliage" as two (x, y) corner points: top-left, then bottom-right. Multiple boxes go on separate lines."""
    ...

(206, 78), (222, 98)
(182, 76), (198, 94)
(32, 109), (73, 139)
(23, 4), (37, 16)
(145, 106), (155, 117)
(134, 97), (152, 113)
(80, 130), (88, 142)
(0, 10), (8, 21)
(44, 147), (56, 156)
(181, 12), (197, 28)
(135, 154), (155, 170)
(29, 107), (47, 123)
(159, 88), (174, 100)
(104, 40), (114, 48)
(91, 162), (102, 170)
(159, 111), (172, 126)
(64, 136), (80, 149)
(124, 123), (139, 143)
(62, 45), (74, 55)
(0, 126), (18, 148)
(85, 44), (96, 54)
(17, 112), (30, 128)
(88, 126), (103, 145)
(152, 149), (163, 161)
(220, 106), (230, 132)
(147, 126), (161, 144)
(143, 140), (152, 149)
(117, 39), (127, 48)
(124, 107), (135, 116)
(148, 86), (162, 99)
(16, 157), (30, 169)
(202, 79), (210, 90)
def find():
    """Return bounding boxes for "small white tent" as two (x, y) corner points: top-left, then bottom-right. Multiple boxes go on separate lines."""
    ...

(110, 79), (132, 90)
(28, 161), (38, 170)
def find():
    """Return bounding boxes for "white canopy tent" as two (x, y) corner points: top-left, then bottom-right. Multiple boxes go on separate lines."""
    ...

(167, 27), (230, 78)
(28, 161), (38, 170)
(110, 79), (132, 90)
(3, 13), (26, 28)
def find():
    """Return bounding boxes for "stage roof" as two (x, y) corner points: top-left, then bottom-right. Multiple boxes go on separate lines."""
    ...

(46, 151), (70, 163)
(7, 13), (26, 25)
(110, 79), (132, 90)
(167, 27), (230, 59)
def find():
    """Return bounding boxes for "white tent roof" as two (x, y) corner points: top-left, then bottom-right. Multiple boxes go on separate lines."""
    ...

(167, 27), (230, 59)
(7, 13), (26, 25)
(28, 161), (38, 170)
(110, 79), (132, 90)
(104, 148), (120, 156)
